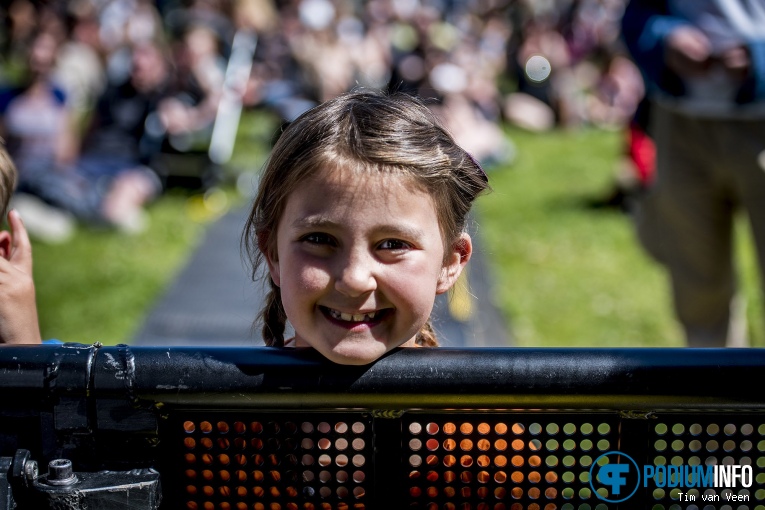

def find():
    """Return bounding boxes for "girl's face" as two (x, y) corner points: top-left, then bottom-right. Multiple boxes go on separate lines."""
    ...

(266, 167), (471, 365)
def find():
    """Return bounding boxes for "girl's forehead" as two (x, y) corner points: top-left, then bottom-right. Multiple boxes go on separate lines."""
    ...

(316, 161), (390, 178)
(299, 163), (423, 193)
(286, 165), (437, 220)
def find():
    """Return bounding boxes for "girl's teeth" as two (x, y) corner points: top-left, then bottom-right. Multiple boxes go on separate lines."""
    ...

(331, 309), (378, 321)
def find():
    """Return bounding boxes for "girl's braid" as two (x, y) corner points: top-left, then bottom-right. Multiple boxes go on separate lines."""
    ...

(262, 279), (287, 346)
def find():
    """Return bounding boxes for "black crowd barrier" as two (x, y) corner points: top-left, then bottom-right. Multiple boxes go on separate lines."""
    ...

(1, 344), (764, 509)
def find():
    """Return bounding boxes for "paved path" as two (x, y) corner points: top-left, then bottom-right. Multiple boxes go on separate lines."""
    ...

(133, 205), (511, 346)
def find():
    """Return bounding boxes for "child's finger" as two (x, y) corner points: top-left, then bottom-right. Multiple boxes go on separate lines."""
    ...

(7, 210), (33, 273)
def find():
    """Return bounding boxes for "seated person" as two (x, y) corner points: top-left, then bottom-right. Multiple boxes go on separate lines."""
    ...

(0, 30), (159, 234)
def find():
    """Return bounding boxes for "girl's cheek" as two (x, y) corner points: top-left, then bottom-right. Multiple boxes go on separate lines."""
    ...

(386, 269), (438, 299)
(296, 265), (332, 291)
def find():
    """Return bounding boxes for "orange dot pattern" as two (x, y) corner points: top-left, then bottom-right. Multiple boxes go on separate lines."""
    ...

(180, 414), (372, 510)
(405, 415), (617, 510)
(645, 415), (765, 510)
(176, 412), (764, 510)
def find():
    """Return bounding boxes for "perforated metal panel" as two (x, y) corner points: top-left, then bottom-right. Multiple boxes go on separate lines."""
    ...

(167, 411), (765, 510)
(175, 413), (373, 510)
(646, 415), (765, 510)
(402, 414), (619, 510)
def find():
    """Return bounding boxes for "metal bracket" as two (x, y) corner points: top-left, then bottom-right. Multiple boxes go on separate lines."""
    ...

(3, 451), (161, 510)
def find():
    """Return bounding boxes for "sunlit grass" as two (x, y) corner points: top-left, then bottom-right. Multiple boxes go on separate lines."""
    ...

(478, 127), (763, 347)
(735, 217), (764, 346)
(33, 192), (206, 344)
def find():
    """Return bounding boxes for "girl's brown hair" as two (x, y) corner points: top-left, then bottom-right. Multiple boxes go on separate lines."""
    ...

(243, 90), (489, 347)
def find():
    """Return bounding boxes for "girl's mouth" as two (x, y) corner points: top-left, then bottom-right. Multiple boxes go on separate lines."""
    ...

(319, 306), (391, 326)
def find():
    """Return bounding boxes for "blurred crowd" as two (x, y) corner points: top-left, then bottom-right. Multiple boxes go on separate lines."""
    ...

(0, 0), (644, 241)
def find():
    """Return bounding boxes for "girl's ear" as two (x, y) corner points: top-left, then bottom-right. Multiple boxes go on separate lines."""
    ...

(436, 232), (472, 294)
(259, 230), (281, 287)
(265, 251), (281, 287)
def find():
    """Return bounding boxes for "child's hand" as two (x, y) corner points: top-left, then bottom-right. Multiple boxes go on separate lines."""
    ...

(0, 210), (42, 344)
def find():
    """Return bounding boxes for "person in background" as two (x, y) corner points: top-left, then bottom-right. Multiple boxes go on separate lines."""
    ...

(622, 0), (765, 347)
(0, 29), (161, 235)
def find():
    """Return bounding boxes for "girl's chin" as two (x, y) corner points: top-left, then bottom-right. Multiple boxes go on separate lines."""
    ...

(324, 341), (390, 366)
(294, 334), (419, 365)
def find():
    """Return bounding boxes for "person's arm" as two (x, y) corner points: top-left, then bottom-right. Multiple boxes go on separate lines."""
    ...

(621, 0), (691, 94)
(736, 40), (765, 102)
(0, 210), (41, 344)
(55, 107), (81, 169)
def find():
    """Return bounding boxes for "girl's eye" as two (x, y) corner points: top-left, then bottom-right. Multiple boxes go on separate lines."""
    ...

(378, 239), (411, 250)
(301, 233), (336, 246)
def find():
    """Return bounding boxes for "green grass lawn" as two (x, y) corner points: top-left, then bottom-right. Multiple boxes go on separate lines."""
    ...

(478, 127), (764, 347)
(29, 118), (765, 347)
(33, 191), (207, 344)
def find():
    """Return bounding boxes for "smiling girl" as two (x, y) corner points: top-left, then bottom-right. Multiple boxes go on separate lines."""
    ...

(243, 90), (489, 365)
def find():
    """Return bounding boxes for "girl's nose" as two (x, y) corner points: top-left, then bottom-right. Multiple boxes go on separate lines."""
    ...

(334, 251), (377, 297)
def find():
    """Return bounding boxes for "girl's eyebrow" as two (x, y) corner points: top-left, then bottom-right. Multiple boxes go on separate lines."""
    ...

(291, 216), (426, 240)
(291, 216), (353, 233)
(291, 216), (338, 229)
(374, 224), (427, 241)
